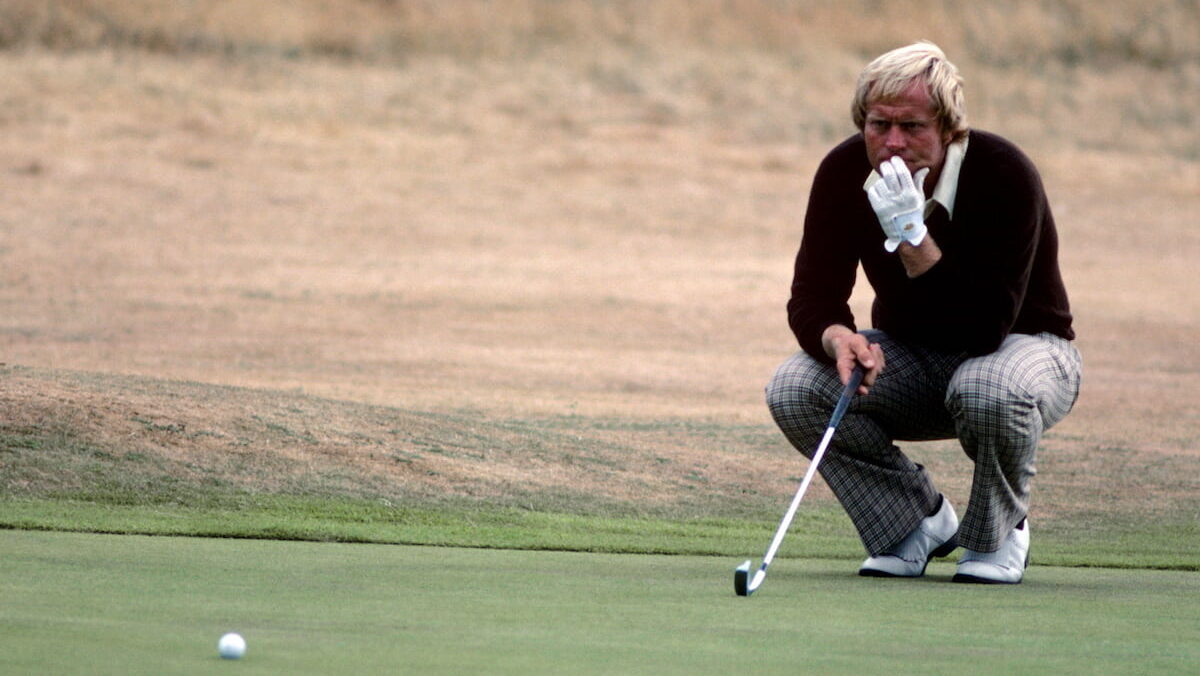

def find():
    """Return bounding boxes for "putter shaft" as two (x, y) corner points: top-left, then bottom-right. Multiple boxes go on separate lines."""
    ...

(735, 367), (863, 596)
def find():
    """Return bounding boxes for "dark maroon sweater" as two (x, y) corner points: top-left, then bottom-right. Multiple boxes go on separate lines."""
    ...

(788, 130), (1074, 361)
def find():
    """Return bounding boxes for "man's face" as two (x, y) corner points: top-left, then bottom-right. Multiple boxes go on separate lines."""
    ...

(862, 80), (952, 186)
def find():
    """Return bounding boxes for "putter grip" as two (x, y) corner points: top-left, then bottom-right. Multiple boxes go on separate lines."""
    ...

(827, 366), (864, 429)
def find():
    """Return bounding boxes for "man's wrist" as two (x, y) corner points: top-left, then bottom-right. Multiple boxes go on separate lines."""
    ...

(897, 234), (942, 277)
(820, 324), (855, 359)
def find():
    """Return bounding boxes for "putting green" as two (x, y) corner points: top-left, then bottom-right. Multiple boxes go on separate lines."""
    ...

(1, 530), (1196, 674)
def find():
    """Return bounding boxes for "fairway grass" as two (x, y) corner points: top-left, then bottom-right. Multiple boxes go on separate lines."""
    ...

(4, 496), (1197, 571)
(2, 531), (1197, 675)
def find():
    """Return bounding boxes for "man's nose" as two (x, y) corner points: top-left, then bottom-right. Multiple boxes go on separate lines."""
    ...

(885, 126), (906, 148)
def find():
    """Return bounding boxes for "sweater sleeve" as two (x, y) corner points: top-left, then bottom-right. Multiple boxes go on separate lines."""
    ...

(787, 143), (865, 362)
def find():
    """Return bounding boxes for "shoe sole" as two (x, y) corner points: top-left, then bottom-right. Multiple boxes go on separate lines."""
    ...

(952, 551), (1030, 585)
(950, 572), (1019, 584)
(858, 537), (959, 578)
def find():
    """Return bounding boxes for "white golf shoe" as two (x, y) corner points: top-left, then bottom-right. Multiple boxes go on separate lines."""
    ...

(859, 495), (959, 577)
(953, 519), (1031, 584)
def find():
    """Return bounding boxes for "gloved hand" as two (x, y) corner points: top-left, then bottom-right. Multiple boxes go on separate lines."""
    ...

(866, 156), (930, 252)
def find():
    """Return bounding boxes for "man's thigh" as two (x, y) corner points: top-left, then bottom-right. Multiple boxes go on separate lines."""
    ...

(948, 332), (1082, 433)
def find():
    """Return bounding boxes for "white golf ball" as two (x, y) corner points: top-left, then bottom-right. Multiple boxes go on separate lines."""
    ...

(218, 632), (246, 660)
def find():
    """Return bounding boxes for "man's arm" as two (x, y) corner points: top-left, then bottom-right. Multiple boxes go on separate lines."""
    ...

(787, 139), (868, 361)
(897, 236), (941, 278)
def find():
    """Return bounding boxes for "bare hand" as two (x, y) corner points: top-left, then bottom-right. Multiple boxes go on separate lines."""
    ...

(821, 325), (885, 395)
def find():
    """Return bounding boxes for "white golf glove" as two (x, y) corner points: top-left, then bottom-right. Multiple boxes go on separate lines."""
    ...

(866, 156), (930, 252)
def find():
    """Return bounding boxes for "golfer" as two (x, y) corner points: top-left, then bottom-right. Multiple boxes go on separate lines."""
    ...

(766, 41), (1081, 584)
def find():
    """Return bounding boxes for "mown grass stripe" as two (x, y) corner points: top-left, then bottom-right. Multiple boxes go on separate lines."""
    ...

(1, 497), (1195, 571)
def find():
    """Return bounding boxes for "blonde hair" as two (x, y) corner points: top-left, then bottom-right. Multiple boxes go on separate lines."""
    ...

(851, 41), (968, 141)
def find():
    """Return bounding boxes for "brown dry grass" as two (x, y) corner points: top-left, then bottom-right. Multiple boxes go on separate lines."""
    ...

(1, 1), (1198, 524)
(0, 364), (785, 516)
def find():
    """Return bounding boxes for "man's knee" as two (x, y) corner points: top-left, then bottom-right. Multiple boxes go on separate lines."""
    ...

(765, 352), (837, 449)
(766, 355), (810, 421)
(765, 362), (802, 421)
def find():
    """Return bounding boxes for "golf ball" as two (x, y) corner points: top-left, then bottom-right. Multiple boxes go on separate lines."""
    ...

(218, 632), (246, 660)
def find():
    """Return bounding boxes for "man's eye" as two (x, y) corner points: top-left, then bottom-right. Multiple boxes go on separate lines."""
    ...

(901, 122), (926, 131)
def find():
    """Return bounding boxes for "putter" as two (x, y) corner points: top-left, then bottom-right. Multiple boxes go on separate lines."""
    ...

(735, 365), (864, 597)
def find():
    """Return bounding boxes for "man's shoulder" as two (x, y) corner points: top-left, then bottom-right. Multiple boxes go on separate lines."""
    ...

(965, 130), (1039, 171)
(962, 129), (1046, 193)
(816, 134), (870, 178)
(826, 133), (867, 159)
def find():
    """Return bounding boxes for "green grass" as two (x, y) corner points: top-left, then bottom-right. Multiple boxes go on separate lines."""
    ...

(1, 530), (1197, 675)
(2, 366), (1197, 672)
(3, 496), (1197, 571)
(0, 495), (862, 557)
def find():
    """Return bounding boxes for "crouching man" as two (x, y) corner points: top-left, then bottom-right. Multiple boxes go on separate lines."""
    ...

(766, 42), (1081, 583)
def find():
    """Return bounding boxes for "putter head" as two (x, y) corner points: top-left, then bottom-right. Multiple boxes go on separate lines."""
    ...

(734, 560), (752, 596)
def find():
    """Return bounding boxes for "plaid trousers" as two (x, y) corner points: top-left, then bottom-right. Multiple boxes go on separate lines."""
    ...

(766, 330), (1081, 555)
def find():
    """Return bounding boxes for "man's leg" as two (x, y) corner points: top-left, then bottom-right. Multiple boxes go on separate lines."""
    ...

(947, 333), (1082, 553)
(765, 331), (964, 556)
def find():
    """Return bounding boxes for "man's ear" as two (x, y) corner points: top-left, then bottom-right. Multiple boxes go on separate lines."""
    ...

(941, 128), (954, 146)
